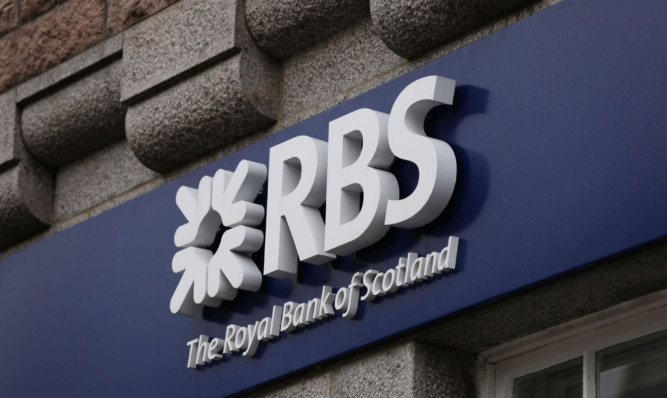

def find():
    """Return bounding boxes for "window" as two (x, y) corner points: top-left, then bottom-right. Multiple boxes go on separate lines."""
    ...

(514, 357), (583, 398)
(478, 290), (667, 398)
(597, 330), (667, 398)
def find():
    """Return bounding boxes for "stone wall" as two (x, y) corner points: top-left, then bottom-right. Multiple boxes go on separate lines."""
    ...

(0, 0), (565, 255)
(0, 0), (177, 92)
(0, 0), (564, 395)
(2, 1), (666, 397)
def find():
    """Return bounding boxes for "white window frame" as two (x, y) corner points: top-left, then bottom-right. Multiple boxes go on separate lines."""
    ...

(477, 289), (667, 398)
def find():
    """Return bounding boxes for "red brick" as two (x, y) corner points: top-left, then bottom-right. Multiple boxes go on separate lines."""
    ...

(0, 0), (18, 34)
(107, 0), (177, 35)
(0, 0), (103, 93)
(20, 0), (60, 21)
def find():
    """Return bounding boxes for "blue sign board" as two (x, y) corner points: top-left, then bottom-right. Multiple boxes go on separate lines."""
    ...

(1, 0), (666, 396)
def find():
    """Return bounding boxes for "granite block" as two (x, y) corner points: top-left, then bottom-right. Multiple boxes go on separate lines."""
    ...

(54, 139), (158, 221)
(245, 0), (367, 60)
(334, 343), (415, 397)
(0, 0), (104, 93)
(333, 341), (475, 397)
(260, 373), (331, 398)
(125, 50), (279, 172)
(281, 20), (404, 119)
(0, 89), (19, 167)
(16, 34), (122, 103)
(0, 156), (53, 249)
(121, 0), (246, 102)
(272, 94), (347, 134)
(412, 344), (476, 397)
(370, 0), (534, 58)
(21, 59), (126, 167)
(107, 0), (178, 35)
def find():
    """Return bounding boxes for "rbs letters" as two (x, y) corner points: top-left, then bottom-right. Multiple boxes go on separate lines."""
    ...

(170, 76), (458, 316)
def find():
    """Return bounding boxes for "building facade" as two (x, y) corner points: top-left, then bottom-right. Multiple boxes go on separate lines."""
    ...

(0, 0), (665, 396)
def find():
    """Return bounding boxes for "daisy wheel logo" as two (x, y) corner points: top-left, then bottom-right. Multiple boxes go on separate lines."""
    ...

(170, 160), (267, 316)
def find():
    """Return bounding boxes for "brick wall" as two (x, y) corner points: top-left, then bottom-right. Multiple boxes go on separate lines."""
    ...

(0, 0), (177, 93)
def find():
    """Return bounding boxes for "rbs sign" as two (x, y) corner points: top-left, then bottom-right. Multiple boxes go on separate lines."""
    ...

(170, 76), (458, 316)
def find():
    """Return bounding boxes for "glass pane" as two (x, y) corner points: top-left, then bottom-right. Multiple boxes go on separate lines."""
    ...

(598, 330), (667, 398)
(514, 357), (583, 398)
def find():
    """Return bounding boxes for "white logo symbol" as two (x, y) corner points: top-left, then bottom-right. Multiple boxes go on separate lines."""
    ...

(170, 160), (267, 316)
